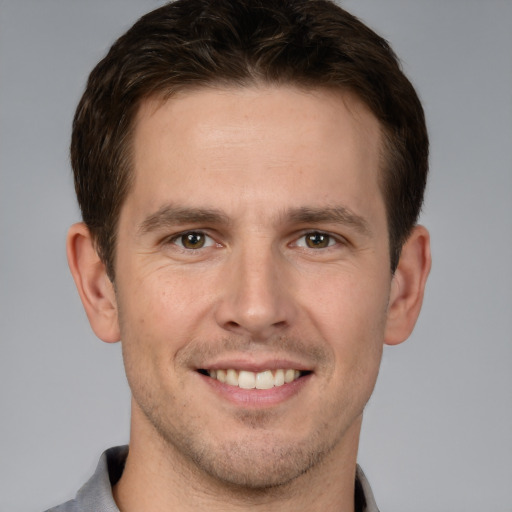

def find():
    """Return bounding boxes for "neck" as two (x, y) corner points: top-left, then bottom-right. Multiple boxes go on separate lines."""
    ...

(113, 402), (362, 512)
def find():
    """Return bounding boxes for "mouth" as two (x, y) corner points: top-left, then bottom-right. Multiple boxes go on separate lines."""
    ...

(197, 368), (311, 389)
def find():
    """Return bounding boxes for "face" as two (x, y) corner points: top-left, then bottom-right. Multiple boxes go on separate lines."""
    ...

(114, 86), (393, 488)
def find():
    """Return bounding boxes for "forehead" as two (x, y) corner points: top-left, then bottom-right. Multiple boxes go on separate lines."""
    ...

(135, 85), (381, 155)
(125, 85), (385, 227)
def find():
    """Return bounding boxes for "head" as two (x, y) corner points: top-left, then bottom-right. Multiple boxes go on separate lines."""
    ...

(67, 0), (431, 497)
(71, 0), (428, 281)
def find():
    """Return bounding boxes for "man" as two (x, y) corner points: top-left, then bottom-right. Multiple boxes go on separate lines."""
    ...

(48, 0), (431, 510)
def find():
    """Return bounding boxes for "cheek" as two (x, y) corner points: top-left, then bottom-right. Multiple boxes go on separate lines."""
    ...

(303, 267), (390, 337)
(121, 265), (208, 321)
(116, 275), (188, 404)
(116, 268), (218, 371)
(300, 268), (389, 383)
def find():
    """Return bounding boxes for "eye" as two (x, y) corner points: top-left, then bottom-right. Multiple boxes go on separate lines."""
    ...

(171, 231), (216, 250)
(296, 231), (337, 249)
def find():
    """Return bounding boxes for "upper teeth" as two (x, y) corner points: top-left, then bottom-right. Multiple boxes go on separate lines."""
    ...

(207, 369), (301, 389)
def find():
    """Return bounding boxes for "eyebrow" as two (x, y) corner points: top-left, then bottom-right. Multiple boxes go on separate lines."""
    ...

(137, 204), (372, 237)
(285, 206), (372, 237)
(138, 205), (231, 235)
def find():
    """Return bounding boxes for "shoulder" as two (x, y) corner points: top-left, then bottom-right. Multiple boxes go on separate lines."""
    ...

(44, 500), (78, 512)
(43, 446), (128, 512)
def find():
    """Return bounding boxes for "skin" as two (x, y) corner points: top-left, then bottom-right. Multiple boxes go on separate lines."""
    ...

(67, 86), (431, 512)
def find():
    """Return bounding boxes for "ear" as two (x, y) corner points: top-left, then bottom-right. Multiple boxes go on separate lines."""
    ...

(384, 225), (431, 346)
(66, 222), (121, 343)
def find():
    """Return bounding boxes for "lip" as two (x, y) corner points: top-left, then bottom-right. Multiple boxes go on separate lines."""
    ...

(196, 356), (314, 373)
(196, 368), (313, 407)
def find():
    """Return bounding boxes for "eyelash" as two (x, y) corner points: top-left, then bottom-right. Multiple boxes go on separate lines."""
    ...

(165, 230), (345, 251)
(167, 231), (217, 250)
(293, 231), (341, 250)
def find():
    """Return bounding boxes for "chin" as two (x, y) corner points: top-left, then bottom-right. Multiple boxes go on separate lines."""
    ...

(149, 409), (346, 492)
(182, 435), (329, 490)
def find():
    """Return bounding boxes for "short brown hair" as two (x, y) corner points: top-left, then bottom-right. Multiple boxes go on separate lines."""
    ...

(71, 0), (428, 278)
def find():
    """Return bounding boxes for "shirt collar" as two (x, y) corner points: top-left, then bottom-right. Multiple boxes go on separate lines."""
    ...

(356, 465), (380, 512)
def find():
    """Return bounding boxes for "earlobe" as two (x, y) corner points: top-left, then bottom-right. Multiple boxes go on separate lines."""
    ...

(384, 225), (431, 346)
(66, 222), (121, 343)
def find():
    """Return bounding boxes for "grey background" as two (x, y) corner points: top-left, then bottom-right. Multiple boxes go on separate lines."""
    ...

(1, 1), (511, 511)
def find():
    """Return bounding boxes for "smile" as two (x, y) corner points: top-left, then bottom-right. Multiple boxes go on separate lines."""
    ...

(199, 369), (307, 389)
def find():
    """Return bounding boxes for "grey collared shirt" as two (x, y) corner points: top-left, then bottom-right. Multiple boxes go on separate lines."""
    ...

(45, 445), (379, 511)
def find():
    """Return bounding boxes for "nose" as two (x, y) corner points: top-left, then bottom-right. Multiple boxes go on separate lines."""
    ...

(214, 243), (297, 339)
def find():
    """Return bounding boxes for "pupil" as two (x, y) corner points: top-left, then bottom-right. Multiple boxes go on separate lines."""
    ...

(307, 233), (328, 248)
(183, 232), (204, 248)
